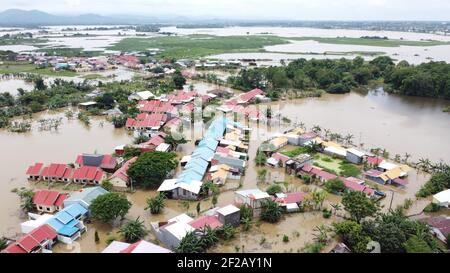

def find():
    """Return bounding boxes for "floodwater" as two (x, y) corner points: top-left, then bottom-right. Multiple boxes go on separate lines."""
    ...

(160, 26), (450, 42)
(272, 89), (450, 163)
(265, 40), (450, 64)
(0, 109), (133, 238)
(0, 79), (34, 95)
(0, 80), (449, 252)
(159, 26), (450, 64)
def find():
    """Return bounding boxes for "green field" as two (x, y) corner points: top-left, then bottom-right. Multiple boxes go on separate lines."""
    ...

(108, 34), (289, 59)
(287, 37), (450, 47)
(0, 62), (77, 77)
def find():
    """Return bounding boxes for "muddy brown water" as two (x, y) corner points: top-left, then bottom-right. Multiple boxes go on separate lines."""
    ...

(0, 85), (448, 252)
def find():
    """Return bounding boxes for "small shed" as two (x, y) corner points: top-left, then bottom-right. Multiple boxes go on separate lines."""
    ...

(216, 204), (240, 227)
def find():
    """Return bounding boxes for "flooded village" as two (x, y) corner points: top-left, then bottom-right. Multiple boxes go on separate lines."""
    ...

(1, 21), (450, 254)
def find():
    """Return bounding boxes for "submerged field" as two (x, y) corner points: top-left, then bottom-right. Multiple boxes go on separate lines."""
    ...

(0, 62), (78, 77)
(108, 34), (289, 59)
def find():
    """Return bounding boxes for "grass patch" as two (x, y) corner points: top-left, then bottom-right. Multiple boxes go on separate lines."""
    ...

(108, 35), (289, 59)
(0, 62), (77, 77)
(314, 155), (343, 174)
(281, 146), (311, 158)
(339, 162), (362, 177)
(287, 37), (450, 47)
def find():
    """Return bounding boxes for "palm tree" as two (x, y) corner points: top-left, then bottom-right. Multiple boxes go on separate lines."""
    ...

(260, 200), (283, 223)
(394, 154), (401, 163)
(330, 203), (342, 215)
(176, 231), (203, 253)
(417, 158), (432, 172)
(311, 190), (327, 211)
(312, 125), (322, 134)
(119, 217), (147, 243)
(345, 134), (354, 146)
(145, 193), (166, 214)
(299, 122), (306, 130)
(198, 226), (219, 248)
(324, 129), (331, 139)
(335, 133), (343, 144)
(403, 153), (411, 164)
(312, 225), (329, 244)
(217, 224), (236, 241)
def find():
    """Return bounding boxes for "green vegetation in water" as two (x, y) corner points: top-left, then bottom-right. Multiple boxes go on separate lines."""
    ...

(443, 105), (450, 113)
(0, 38), (48, 46)
(108, 35), (289, 59)
(228, 56), (450, 100)
(287, 36), (450, 47)
(0, 62), (77, 77)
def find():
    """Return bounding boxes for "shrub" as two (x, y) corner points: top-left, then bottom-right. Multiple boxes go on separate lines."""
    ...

(322, 209), (332, 219)
(283, 235), (289, 243)
(423, 203), (441, 213)
(266, 184), (283, 195)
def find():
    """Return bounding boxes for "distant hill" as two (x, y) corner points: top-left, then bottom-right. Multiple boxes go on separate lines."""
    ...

(0, 9), (134, 26)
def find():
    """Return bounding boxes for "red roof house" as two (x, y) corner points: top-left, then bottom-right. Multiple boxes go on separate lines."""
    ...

(26, 163), (43, 180)
(33, 190), (67, 213)
(189, 215), (223, 230)
(40, 163), (73, 182)
(2, 224), (57, 253)
(72, 166), (105, 185)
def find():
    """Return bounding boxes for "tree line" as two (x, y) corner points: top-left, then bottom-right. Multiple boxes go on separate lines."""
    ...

(227, 56), (450, 100)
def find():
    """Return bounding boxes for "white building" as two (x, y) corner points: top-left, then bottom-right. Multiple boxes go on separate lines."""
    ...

(433, 189), (450, 208)
(151, 214), (195, 249)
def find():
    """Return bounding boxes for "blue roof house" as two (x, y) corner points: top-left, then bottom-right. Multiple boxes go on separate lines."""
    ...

(46, 203), (88, 244)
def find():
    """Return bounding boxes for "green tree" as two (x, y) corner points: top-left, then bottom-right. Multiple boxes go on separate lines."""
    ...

(404, 235), (433, 253)
(101, 180), (114, 192)
(94, 230), (100, 243)
(119, 217), (147, 243)
(15, 188), (34, 212)
(266, 184), (283, 195)
(111, 115), (127, 128)
(342, 191), (380, 223)
(198, 226), (219, 249)
(90, 193), (131, 223)
(127, 152), (178, 188)
(217, 224), (236, 241)
(145, 193), (166, 214)
(175, 231), (203, 253)
(324, 178), (346, 193)
(173, 70), (187, 90)
(255, 151), (267, 166)
(260, 200), (283, 223)
(311, 190), (328, 210)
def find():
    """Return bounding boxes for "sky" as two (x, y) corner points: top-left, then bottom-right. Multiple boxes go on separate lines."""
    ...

(1, 0), (450, 21)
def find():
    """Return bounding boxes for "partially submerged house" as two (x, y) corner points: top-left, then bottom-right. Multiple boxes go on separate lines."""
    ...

(151, 213), (195, 249)
(33, 190), (67, 213)
(268, 136), (288, 150)
(63, 186), (108, 211)
(72, 166), (106, 185)
(26, 163), (43, 180)
(433, 189), (450, 208)
(102, 240), (172, 253)
(46, 204), (88, 244)
(109, 157), (138, 190)
(273, 192), (306, 213)
(421, 216), (450, 243)
(346, 148), (366, 164)
(128, 91), (155, 101)
(234, 189), (271, 217)
(188, 215), (223, 230)
(267, 152), (291, 168)
(2, 224), (57, 253)
(40, 163), (74, 183)
(216, 204), (241, 227)
(364, 165), (410, 186)
(75, 153), (118, 172)
(285, 154), (314, 175)
(342, 177), (375, 197)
